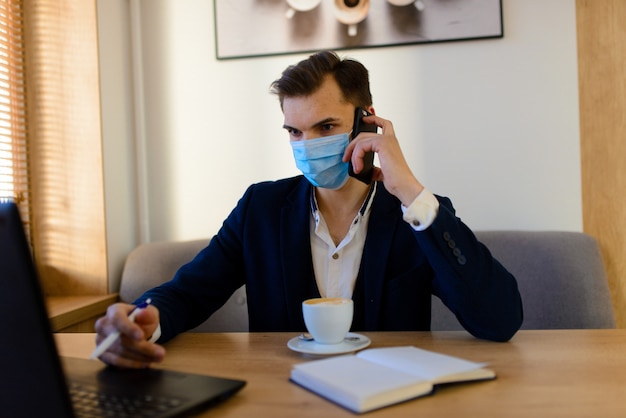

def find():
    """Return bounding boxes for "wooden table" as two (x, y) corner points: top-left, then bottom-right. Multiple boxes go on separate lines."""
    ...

(55, 330), (626, 417)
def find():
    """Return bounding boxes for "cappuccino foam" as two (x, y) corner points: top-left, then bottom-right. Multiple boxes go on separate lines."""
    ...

(304, 297), (350, 305)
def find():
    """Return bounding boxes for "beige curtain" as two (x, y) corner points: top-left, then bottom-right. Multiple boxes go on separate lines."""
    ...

(24, 0), (108, 295)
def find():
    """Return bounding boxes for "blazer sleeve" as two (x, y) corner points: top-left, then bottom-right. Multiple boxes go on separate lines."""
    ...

(137, 186), (252, 342)
(415, 196), (524, 342)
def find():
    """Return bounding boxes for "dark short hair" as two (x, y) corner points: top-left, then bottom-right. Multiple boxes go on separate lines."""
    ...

(270, 50), (372, 109)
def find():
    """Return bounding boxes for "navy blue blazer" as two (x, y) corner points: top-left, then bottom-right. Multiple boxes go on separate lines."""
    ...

(142, 176), (523, 342)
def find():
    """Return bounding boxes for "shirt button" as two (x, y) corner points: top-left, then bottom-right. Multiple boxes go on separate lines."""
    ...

(332, 253), (339, 260)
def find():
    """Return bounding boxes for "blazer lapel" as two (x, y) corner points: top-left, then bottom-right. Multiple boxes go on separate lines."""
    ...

(358, 185), (401, 330)
(280, 178), (319, 328)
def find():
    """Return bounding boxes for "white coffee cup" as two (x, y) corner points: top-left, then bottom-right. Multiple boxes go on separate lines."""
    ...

(285, 0), (322, 19)
(302, 297), (354, 344)
(387, 0), (425, 11)
(332, 0), (371, 36)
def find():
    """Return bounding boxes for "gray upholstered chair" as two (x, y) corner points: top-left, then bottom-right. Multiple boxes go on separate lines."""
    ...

(120, 239), (248, 332)
(120, 231), (615, 333)
(431, 231), (615, 330)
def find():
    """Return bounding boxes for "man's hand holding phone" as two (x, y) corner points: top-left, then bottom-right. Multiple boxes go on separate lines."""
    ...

(344, 111), (424, 207)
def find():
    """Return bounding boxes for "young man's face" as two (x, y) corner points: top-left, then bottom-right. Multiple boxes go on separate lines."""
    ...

(282, 75), (355, 142)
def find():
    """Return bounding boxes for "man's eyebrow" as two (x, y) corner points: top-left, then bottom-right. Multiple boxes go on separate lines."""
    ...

(312, 117), (339, 129)
(282, 117), (340, 132)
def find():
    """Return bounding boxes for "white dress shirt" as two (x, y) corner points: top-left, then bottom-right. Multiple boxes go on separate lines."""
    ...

(310, 184), (439, 298)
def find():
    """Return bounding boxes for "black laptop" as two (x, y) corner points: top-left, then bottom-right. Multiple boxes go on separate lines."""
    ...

(0, 202), (245, 418)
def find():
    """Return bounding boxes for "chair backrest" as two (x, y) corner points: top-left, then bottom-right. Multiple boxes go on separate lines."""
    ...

(120, 231), (615, 333)
(119, 239), (248, 332)
(431, 231), (616, 331)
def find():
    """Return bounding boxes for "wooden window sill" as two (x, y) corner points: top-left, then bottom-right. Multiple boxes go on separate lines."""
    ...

(46, 294), (119, 332)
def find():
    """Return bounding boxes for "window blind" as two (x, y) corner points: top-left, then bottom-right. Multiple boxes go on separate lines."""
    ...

(23, 0), (107, 295)
(0, 0), (29, 233)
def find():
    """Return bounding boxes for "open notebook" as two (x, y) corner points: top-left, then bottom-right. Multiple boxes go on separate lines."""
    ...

(0, 202), (246, 417)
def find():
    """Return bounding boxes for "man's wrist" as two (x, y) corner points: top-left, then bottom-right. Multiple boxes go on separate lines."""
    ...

(401, 188), (439, 231)
(147, 324), (161, 343)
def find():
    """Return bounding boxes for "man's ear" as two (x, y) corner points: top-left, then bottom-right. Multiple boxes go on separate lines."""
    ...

(367, 106), (375, 115)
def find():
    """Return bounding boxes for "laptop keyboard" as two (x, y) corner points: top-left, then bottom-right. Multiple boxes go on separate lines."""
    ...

(69, 382), (184, 417)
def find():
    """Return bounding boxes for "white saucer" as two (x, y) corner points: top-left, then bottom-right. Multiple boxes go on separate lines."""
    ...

(287, 332), (371, 355)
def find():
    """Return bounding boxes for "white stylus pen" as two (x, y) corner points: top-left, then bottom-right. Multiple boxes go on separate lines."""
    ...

(89, 298), (152, 360)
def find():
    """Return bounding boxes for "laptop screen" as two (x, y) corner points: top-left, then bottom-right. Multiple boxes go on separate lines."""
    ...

(0, 202), (75, 417)
(0, 202), (246, 417)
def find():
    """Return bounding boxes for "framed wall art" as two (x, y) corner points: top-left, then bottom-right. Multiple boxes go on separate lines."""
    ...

(214, 0), (503, 59)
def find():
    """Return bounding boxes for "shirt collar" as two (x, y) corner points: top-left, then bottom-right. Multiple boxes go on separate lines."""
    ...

(310, 182), (377, 217)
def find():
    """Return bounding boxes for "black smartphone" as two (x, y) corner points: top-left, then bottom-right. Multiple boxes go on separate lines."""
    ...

(349, 107), (377, 184)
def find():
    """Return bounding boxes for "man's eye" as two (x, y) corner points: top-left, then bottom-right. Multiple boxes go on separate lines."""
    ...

(321, 124), (334, 132)
(287, 129), (303, 140)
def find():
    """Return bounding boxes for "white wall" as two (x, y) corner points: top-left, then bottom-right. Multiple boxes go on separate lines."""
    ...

(98, 0), (581, 290)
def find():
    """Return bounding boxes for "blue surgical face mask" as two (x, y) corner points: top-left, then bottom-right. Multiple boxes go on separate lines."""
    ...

(290, 132), (350, 190)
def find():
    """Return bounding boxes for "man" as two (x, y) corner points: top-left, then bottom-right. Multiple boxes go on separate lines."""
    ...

(95, 51), (522, 368)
